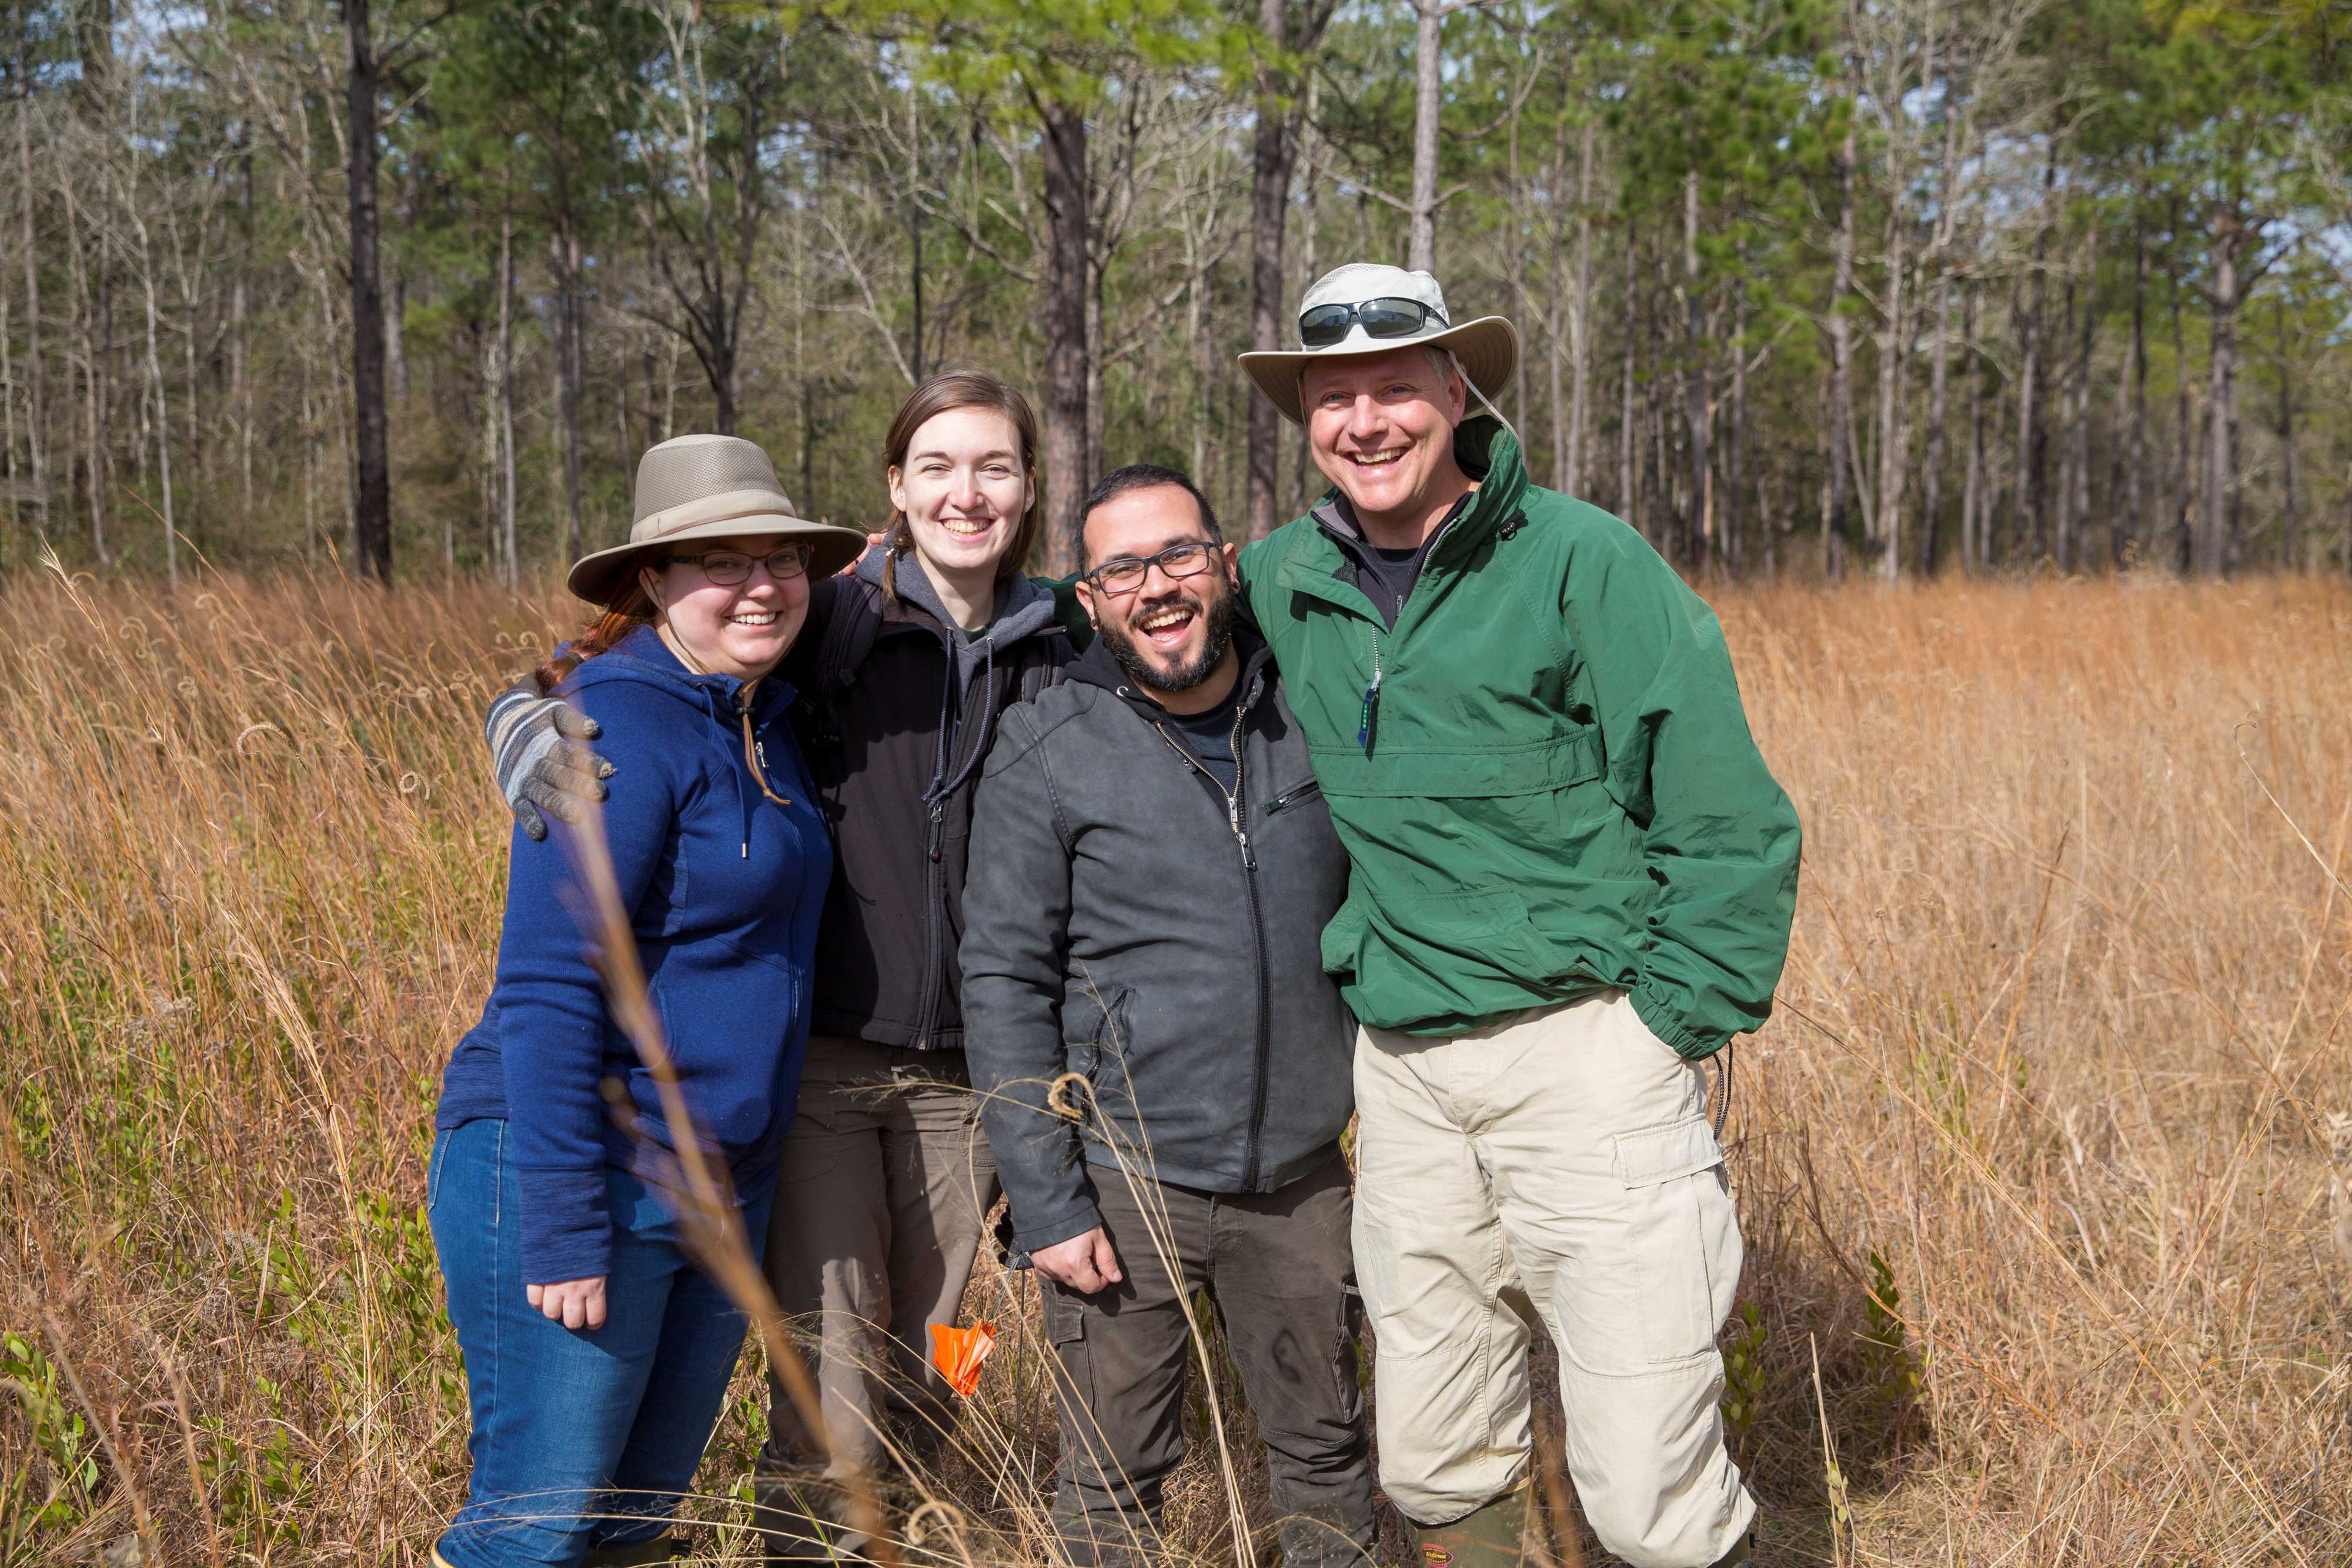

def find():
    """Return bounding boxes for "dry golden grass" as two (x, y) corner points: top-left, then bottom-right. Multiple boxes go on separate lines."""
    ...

(1, 565), (2347, 1567)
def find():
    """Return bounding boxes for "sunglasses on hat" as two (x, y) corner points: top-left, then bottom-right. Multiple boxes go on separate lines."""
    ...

(1298, 296), (1449, 349)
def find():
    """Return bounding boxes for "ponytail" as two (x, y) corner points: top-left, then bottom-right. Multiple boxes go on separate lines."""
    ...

(535, 581), (656, 693)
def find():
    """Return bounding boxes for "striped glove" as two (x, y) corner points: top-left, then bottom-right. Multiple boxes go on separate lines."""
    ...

(486, 678), (612, 842)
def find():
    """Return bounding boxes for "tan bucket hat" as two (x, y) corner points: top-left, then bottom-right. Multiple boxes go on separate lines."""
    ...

(566, 434), (873, 606)
(1237, 262), (1520, 426)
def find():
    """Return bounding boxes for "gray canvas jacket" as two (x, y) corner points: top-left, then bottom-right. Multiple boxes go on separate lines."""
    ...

(960, 630), (1355, 1253)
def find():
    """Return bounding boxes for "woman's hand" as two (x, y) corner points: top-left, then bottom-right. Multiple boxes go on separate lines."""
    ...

(527, 1276), (609, 1330)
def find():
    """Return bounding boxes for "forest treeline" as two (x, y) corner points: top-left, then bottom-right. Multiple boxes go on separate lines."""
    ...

(1, 0), (2346, 586)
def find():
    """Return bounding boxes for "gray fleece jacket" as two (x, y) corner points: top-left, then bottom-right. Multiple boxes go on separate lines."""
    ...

(960, 631), (1355, 1252)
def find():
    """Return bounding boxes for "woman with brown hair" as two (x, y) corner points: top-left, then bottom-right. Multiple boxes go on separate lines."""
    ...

(487, 371), (1076, 1560)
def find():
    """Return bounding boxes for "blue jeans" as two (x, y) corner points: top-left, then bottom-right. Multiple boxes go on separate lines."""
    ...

(429, 1118), (775, 1568)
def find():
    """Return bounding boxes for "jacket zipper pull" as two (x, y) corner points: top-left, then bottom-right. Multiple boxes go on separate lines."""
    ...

(928, 797), (945, 862)
(1357, 630), (1383, 751)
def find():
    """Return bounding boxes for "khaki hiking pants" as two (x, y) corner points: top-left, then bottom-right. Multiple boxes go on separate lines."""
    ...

(757, 1037), (1000, 1553)
(1353, 989), (1753, 1568)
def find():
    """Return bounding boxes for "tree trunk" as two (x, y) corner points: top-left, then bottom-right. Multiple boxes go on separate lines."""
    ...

(1085, 250), (1105, 492)
(1408, 0), (1442, 271)
(553, 216), (585, 562)
(1618, 221), (1636, 529)
(1726, 284), (1746, 573)
(1873, 208), (1906, 581)
(1544, 107), (1567, 487)
(1568, 116), (1594, 495)
(134, 220), (175, 585)
(1922, 270), (1951, 574)
(1292, 72), (1323, 514)
(2016, 151), (2054, 561)
(2277, 296), (2297, 570)
(1039, 95), (1090, 574)
(62, 174), (103, 563)
(1962, 283), (1984, 574)
(907, 86), (924, 383)
(2127, 222), (2147, 565)
(1681, 168), (1709, 574)
(16, 1), (42, 525)
(2054, 270), (2076, 571)
(2170, 260), (2191, 573)
(1191, 253), (1213, 482)
(1245, 0), (1298, 539)
(499, 210), (518, 589)
(2072, 225), (2097, 570)
(2202, 216), (2237, 576)
(343, 0), (391, 581)
(1826, 116), (1856, 581)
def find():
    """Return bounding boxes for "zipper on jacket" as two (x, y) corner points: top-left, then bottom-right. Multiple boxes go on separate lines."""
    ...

(913, 642), (1017, 1047)
(1268, 779), (1322, 815)
(1146, 682), (1274, 1189)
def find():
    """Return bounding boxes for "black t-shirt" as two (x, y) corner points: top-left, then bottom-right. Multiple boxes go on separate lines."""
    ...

(1162, 680), (1243, 796)
(1342, 491), (1474, 629)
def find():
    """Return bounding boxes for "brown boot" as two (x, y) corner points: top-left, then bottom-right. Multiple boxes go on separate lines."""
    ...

(1411, 1483), (1530, 1568)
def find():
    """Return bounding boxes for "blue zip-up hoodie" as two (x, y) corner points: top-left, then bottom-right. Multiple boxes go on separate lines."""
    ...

(438, 624), (831, 1284)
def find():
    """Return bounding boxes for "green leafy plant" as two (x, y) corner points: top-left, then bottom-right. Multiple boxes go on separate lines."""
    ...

(1720, 1302), (1770, 1443)
(2, 1331), (100, 1535)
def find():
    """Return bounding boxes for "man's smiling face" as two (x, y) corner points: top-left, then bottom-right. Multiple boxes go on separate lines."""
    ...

(1075, 483), (1238, 696)
(1301, 346), (1469, 526)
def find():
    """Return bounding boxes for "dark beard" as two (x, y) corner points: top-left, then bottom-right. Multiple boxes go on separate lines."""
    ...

(1098, 576), (1238, 695)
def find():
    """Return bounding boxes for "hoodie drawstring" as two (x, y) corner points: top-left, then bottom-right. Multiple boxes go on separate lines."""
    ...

(735, 686), (793, 858)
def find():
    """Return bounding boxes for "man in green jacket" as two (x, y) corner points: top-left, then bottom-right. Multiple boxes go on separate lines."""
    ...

(1233, 263), (1800, 1568)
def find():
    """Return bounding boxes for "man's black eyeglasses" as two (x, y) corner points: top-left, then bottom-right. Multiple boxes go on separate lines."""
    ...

(1298, 297), (1448, 349)
(663, 544), (813, 585)
(1085, 540), (1217, 596)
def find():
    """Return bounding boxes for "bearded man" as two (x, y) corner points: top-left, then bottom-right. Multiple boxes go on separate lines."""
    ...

(961, 463), (1377, 1568)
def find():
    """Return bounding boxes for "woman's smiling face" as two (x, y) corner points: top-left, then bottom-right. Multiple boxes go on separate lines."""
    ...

(887, 406), (1034, 581)
(642, 533), (811, 681)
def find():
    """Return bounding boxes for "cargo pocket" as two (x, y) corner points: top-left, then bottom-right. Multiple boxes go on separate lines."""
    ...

(1038, 1281), (1100, 1471)
(1614, 1114), (1740, 1363)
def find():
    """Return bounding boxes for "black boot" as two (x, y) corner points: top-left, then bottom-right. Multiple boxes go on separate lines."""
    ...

(1705, 1527), (1758, 1568)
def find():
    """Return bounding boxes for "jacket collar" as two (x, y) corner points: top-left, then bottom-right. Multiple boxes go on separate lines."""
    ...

(1282, 415), (1529, 619)
(1071, 621), (1273, 721)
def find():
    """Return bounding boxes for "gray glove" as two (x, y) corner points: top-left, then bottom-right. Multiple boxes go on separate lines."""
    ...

(486, 677), (613, 841)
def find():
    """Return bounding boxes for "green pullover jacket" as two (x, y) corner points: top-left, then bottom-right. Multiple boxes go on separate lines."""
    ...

(1234, 415), (1801, 1055)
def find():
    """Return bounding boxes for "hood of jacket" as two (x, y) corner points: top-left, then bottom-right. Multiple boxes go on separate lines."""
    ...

(566, 624), (800, 857)
(854, 545), (1064, 682)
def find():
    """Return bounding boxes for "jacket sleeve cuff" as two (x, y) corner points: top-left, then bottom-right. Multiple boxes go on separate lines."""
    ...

(1630, 984), (1725, 1062)
(517, 1165), (612, 1284)
(1010, 1195), (1104, 1256)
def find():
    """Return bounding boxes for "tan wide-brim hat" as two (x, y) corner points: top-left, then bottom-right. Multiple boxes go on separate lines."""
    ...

(1237, 262), (1520, 426)
(566, 434), (873, 607)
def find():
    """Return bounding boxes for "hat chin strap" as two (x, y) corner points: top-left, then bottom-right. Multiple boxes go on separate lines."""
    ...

(1440, 347), (1521, 451)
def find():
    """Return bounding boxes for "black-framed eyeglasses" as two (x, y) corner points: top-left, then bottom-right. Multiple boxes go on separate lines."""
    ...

(664, 543), (813, 585)
(1085, 540), (1217, 596)
(1298, 296), (1448, 349)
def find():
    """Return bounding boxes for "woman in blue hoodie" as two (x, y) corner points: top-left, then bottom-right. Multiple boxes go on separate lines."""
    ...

(430, 435), (871, 1568)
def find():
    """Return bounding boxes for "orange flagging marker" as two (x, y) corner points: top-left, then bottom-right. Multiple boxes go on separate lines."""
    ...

(928, 1322), (997, 1399)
